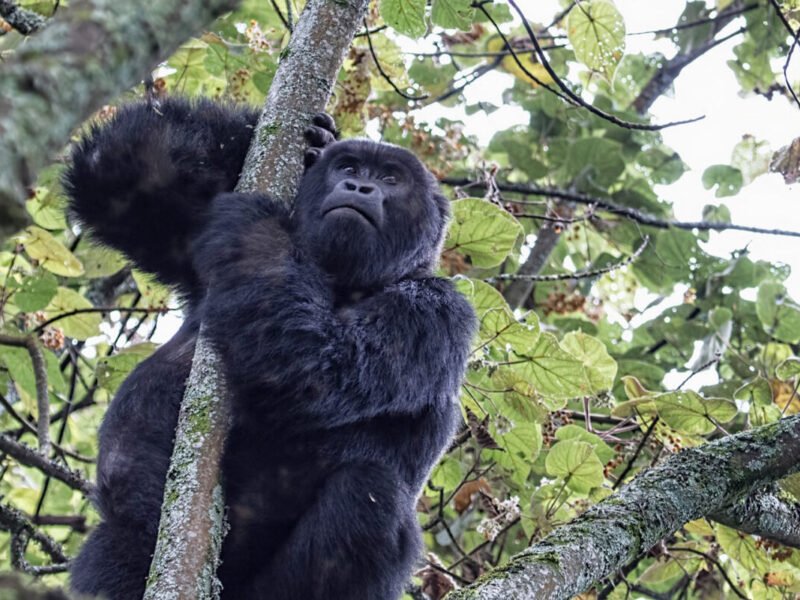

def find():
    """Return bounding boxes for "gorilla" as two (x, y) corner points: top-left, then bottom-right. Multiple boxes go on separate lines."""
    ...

(64, 98), (475, 600)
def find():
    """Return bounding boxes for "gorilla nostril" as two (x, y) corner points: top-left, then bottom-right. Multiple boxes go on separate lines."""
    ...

(344, 181), (357, 191)
(358, 185), (374, 195)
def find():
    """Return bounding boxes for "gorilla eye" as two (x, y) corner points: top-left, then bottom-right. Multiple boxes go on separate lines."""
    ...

(340, 164), (358, 175)
(381, 175), (398, 185)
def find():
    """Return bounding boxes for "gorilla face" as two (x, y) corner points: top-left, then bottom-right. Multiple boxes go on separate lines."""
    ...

(293, 140), (449, 291)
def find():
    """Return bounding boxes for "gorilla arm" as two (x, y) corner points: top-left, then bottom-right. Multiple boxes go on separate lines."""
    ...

(193, 193), (475, 427)
(65, 99), (259, 296)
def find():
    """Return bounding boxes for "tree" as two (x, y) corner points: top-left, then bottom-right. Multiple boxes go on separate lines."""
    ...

(0, 0), (800, 599)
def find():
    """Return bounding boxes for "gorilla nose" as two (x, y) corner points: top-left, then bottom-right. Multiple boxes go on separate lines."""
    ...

(341, 179), (378, 196)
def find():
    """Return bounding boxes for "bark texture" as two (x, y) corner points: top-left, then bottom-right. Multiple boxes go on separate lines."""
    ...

(0, 0), (239, 242)
(448, 414), (800, 600)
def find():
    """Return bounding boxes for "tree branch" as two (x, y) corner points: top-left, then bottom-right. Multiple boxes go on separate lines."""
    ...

(710, 483), (800, 548)
(0, 432), (93, 495)
(441, 178), (800, 238)
(0, 0), (240, 243)
(448, 414), (800, 599)
(0, 502), (69, 575)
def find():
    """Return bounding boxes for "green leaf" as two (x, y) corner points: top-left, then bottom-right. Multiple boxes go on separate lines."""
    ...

(567, 1), (626, 82)
(545, 439), (604, 493)
(431, 0), (474, 30)
(560, 331), (617, 394)
(12, 274), (58, 312)
(454, 278), (540, 354)
(701, 165), (743, 198)
(430, 457), (463, 490)
(0, 346), (38, 402)
(44, 288), (101, 341)
(132, 270), (171, 309)
(652, 390), (737, 435)
(554, 424), (614, 463)
(75, 246), (127, 278)
(756, 282), (800, 343)
(17, 226), (84, 277)
(491, 422), (542, 486)
(566, 138), (625, 188)
(512, 333), (589, 402)
(735, 377), (773, 406)
(446, 198), (523, 268)
(379, 0), (426, 37)
(97, 343), (158, 393)
(776, 357), (800, 380)
(637, 147), (688, 185)
(716, 523), (771, 572)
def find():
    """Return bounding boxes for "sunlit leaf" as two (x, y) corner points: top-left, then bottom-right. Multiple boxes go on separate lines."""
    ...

(44, 287), (101, 341)
(567, 0), (626, 82)
(17, 226), (84, 277)
(545, 439), (604, 493)
(446, 198), (523, 268)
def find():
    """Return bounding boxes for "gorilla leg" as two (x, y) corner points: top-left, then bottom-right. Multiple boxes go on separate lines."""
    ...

(69, 521), (154, 600)
(242, 464), (420, 600)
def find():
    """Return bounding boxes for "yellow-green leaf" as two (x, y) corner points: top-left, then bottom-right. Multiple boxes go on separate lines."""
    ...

(567, 0), (626, 82)
(44, 287), (101, 340)
(454, 278), (539, 354)
(545, 439), (604, 493)
(17, 226), (84, 277)
(379, 0), (426, 38)
(561, 331), (617, 394)
(446, 198), (523, 268)
(512, 333), (589, 404)
(653, 390), (737, 435)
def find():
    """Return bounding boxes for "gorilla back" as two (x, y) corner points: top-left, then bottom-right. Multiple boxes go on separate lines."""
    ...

(66, 98), (475, 600)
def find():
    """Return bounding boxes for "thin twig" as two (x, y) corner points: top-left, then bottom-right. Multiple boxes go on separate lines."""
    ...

(490, 0), (705, 131)
(33, 305), (174, 334)
(0, 502), (69, 574)
(486, 235), (649, 282)
(0, 432), (93, 495)
(768, 0), (800, 111)
(666, 547), (748, 599)
(442, 177), (800, 239)
(268, 0), (290, 30)
(363, 20), (428, 100)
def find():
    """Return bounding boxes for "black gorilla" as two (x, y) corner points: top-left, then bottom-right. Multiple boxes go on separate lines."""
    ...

(65, 98), (475, 600)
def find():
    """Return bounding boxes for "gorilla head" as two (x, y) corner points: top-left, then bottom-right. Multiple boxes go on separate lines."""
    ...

(292, 140), (449, 291)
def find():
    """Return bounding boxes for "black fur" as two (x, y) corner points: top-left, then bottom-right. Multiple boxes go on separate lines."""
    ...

(65, 99), (475, 600)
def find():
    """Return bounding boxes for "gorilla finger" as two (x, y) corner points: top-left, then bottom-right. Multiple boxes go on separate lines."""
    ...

(304, 126), (336, 149)
(312, 113), (338, 139)
(304, 147), (323, 169)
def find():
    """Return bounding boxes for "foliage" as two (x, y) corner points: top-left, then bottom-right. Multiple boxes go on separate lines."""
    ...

(1, 0), (800, 598)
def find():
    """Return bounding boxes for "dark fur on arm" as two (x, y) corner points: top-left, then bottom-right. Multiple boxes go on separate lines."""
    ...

(193, 192), (475, 427)
(64, 98), (258, 298)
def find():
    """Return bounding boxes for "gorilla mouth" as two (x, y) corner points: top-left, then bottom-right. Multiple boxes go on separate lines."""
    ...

(323, 205), (377, 228)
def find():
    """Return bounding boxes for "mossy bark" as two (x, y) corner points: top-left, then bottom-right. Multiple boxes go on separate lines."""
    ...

(447, 414), (800, 600)
(144, 1), (370, 597)
(0, 0), (239, 242)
